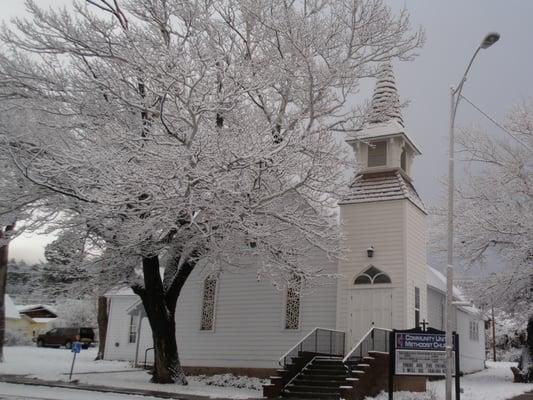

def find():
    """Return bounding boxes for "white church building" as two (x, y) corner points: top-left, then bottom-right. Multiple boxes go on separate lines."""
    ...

(103, 64), (486, 377)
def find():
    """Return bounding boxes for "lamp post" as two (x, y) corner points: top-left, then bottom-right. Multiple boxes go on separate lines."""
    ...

(445, 32), (500, 400)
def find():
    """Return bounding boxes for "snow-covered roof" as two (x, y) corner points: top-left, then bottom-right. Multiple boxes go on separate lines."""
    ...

(426, 265), (483, 318)
(5, 295), (20, 320)
(368, 61), (404, 126)
(106, 286), (135, 296)
(348, 120), (422, 156)
(346, 62), (421, 155)
(340, 170), (426, 213)
(17, 304), (57, 315)
(31, 317), (56, 324)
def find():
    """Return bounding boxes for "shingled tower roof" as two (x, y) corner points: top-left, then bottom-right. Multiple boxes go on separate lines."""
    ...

(368, 61), (404, 127)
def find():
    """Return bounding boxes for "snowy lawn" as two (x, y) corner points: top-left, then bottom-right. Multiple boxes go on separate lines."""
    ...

(366, 361), (533, 400)
(0, 346), (264, 399)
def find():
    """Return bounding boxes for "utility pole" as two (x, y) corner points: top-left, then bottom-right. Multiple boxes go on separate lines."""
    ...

(492, 306), (496, 362)
(445, 32), (500, 400)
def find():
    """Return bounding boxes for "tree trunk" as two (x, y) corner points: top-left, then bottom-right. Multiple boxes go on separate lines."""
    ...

(0, 224), (15, 363)
(95, 296), (109, 360)
(526, 315), (533, 360)
(134, 255), (187, 384)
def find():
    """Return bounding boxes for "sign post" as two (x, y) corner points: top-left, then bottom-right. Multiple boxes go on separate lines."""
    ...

(68, 340), (82, 380)
(388, 326), (460, 400)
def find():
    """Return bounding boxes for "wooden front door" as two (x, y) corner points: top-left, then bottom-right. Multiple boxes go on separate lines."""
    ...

(348, 288), (392, 347)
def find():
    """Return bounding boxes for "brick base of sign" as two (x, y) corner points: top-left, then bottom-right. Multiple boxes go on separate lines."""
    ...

(183, 366), (276, 379)
(342, 351), (426, 400)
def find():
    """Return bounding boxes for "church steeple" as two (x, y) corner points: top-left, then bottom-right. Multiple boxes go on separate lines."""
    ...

(345, 61), (420, 178)
(368, 62), (404, 127)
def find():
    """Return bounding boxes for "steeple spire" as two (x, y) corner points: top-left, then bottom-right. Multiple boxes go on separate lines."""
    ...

(368, 61), (403, 127)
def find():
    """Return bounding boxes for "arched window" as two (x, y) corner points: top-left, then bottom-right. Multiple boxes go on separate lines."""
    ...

(200, 276), (218, 331)
(354, 266), (391, 285)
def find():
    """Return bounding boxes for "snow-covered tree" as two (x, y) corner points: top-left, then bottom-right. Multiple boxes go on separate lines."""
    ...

(451, 101), (533, 379)
(0, 0), (423, 383)
(453, 101), (533, 315)
(52, 298), (97, 328)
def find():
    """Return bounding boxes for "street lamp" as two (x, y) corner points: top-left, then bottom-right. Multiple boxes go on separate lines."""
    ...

(445, 32), (500, 400)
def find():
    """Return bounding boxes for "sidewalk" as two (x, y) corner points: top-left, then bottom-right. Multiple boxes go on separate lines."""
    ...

(0, 374), (263, 400)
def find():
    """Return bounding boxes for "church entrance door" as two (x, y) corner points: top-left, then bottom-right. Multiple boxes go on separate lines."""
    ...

(348, 287), (392, 347)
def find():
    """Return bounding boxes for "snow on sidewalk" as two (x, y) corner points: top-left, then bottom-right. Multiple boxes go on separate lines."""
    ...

(0, 346), (263, 399)
(366, 361), (533, 400)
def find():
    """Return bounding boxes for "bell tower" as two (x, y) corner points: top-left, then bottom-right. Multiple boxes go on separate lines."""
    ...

(336, 62), (428, 347)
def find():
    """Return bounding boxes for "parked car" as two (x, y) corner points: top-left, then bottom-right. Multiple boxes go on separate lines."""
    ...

(36, 327), (95, 349)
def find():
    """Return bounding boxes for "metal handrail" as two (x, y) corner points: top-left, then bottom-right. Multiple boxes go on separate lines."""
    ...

(278, 327), (345, 367)
(143, 347), (154, 368)
(342, 326), (392, 364)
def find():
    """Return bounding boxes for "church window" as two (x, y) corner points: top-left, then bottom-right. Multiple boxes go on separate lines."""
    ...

(284, 279), (301, 330)
(368, 141), (387, 167)
(128, 315), (137, 343)
(200, 276), (218, 331)
(469, 321), (479, 341)
(414, 287), (420, 328)
(353, 266), (391, 285)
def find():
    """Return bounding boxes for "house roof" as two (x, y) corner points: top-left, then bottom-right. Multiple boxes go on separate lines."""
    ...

(426, 265), (483, 318)
(339, 170), (426, 213)
(106, 286), (135, 296)
(5, 295), (21, 320)
(17, 304), (57, 318)
(31, 317), (57, 324)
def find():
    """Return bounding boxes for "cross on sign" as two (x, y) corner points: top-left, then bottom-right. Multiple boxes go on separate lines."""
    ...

(419, 319), (429, 331)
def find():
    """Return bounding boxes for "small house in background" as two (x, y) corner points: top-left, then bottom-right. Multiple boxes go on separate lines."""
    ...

(16, 304), (58, 340)
(5, 295), (24, 338)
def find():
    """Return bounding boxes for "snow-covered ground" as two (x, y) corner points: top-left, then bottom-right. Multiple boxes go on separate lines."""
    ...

(0, 346), (263, 399)
(367, 361), (533, 400)
(2, 347), (532, 400)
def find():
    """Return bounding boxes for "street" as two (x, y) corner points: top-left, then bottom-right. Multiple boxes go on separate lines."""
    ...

(0, 382), (160, 400)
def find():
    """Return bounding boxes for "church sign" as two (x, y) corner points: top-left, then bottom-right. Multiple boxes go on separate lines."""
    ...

(388, 325), (461, 400)
(394, 332), (453, 375)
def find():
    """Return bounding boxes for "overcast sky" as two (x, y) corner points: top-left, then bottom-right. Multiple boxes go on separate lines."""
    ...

(3, 0), (532, 263)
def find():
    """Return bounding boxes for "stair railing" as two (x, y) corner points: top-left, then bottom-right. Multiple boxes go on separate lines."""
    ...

(342, 327), (391, 366)
(279, 327), (345, 367)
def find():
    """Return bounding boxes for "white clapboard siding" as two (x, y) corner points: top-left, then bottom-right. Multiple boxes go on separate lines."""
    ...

(337, 199), (406, 342)
(405, 201), (427, 328)
(456, 309), (486, 373)
(427, 288), (444, 330)
(105, 250), (338, 369)
(104, 294), (139, 361)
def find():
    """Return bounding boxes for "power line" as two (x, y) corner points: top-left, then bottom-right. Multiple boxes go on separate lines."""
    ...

(459, 93), (532, 151)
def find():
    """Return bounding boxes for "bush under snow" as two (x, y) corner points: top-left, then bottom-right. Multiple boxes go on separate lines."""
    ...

(4, 327), (33, 346)
(191, 374), (268, 391)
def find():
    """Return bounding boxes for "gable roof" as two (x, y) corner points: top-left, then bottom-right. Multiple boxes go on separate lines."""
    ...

(5, 295), (20, 320)
(17, 304), (57, 318)
(340, 170), (426, 213)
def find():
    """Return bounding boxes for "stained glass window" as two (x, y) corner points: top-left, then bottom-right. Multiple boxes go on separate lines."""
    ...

(200, 277), (217, 331)
(285, 281), (301, 330)
(353, 266), (391, 285)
